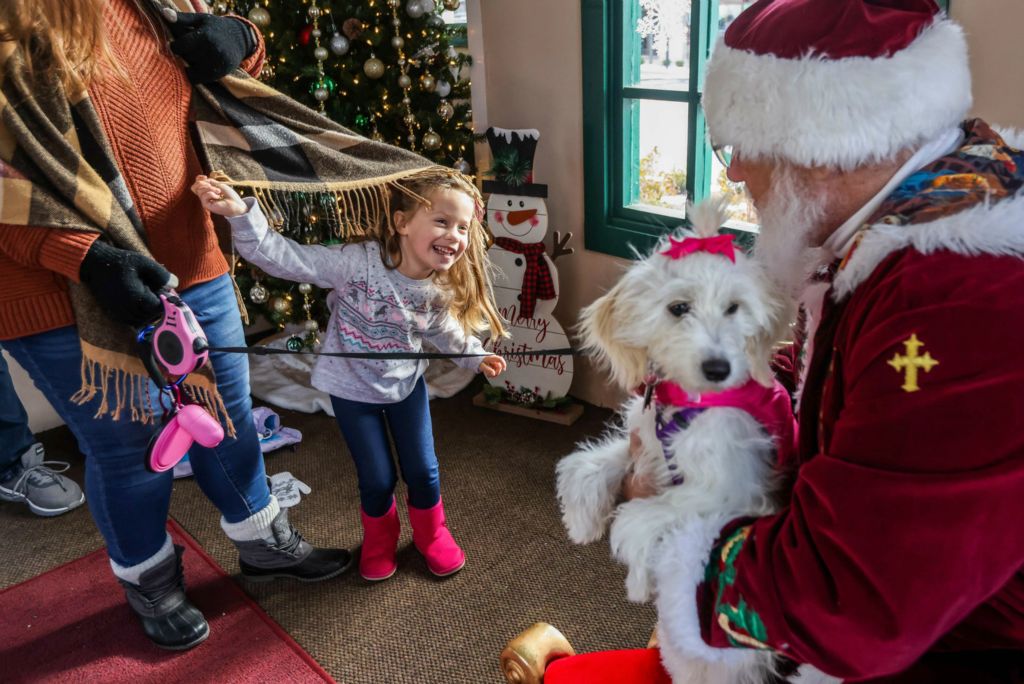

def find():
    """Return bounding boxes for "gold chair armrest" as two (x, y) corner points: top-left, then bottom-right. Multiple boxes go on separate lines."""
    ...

(500, 622), (576, 684)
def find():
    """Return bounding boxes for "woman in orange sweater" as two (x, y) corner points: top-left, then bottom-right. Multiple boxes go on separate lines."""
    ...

(0, 0), (352, 650)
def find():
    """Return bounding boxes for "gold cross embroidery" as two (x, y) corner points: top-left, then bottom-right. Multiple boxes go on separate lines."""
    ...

(887, 334), (939, 393)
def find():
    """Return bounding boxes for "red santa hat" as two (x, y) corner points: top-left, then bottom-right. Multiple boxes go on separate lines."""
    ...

(704, 0), (971, 170)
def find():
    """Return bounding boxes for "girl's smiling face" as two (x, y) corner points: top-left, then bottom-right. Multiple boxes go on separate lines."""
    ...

(394, 188), (475, 279)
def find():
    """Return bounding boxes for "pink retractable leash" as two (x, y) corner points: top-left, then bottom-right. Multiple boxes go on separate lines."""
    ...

(137, 292), (224, 473)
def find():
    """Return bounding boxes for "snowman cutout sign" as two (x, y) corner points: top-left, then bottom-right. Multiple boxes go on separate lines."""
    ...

(481, 127), (574, 407)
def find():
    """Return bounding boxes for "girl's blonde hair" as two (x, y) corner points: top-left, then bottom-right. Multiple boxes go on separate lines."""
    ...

(0, 0), (128, 94)
(384, 172), (508, 340)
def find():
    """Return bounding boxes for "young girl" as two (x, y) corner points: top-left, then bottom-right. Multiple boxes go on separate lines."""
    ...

(193, 172), (507, 580)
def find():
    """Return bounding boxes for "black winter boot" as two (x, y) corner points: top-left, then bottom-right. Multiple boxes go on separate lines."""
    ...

(232, 509), (353, 582)
(118, 545), (209, 650)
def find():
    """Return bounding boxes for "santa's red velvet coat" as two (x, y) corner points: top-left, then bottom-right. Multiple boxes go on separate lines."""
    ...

(645, 121), (1024, 683)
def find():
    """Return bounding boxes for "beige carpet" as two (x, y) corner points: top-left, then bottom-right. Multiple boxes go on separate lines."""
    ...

(2, 381), (656, 683)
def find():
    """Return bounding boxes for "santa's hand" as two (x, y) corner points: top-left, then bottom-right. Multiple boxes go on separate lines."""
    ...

(622, 429), (658, 501)
(478, 354), (507, 378)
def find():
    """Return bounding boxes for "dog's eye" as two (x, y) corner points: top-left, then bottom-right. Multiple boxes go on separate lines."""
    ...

(667, 301), (690, 317)
(725, 302), (739, 315)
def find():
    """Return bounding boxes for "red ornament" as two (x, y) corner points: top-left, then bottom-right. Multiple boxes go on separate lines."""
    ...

(342, 18), (364, 40)
(298, 23), (313, 46)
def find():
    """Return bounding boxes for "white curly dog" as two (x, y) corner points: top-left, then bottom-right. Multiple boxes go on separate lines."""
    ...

(555, 201), (836, 684)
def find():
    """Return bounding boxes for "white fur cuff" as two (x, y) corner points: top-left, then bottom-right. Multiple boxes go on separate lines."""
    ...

(654, 513), (750, 666)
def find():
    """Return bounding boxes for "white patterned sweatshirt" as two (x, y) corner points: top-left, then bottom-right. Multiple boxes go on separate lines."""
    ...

(228, 198), (486, 404)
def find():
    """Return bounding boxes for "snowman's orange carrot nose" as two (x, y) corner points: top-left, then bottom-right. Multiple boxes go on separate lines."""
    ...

(507, 208), (538, 225)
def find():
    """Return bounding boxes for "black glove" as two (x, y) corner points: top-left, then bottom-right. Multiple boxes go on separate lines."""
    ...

(79, 241), (177, 328)
(167, 12), (256, 84)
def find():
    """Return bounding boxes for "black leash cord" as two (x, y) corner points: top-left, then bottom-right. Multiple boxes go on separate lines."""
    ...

(205, 346), (576, 360)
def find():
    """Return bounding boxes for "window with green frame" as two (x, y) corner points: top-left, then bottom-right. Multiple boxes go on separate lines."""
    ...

(581, 0), (950, 260)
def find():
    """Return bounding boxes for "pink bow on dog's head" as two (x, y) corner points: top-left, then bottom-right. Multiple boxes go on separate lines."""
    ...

(660, 234), (736, 262)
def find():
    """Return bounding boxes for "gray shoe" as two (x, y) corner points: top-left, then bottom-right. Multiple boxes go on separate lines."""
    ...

(0, 443), (85, 517)
(118, 545), (210, 651)
(232, 509), (353, 583)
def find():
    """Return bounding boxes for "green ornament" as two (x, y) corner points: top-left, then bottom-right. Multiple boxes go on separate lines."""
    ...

(309, 76), (336, 96)
(286, 335), (305, 352)
(354, 114), (370, 128)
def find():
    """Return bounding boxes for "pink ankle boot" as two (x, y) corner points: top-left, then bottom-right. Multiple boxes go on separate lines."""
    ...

(359, 502), (400, 581)
(407, 498), (465, 577)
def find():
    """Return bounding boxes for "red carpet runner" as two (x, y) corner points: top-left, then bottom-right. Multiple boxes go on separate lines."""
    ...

(0, 519), (334, 683)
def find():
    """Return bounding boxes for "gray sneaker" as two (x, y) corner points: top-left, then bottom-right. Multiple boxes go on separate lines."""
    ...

(0, 443), (85, 517)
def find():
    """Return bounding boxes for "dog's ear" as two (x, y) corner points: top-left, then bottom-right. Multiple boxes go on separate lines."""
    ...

(746, 274), (796, 388)
(577, 279), (647, 389)
(746, 331), (777, 388)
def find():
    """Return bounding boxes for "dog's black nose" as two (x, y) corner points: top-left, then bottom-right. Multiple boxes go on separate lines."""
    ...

(701, 358), (731, 382)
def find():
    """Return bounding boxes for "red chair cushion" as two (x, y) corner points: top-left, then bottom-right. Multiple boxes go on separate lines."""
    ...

(545, 648), (672, 684)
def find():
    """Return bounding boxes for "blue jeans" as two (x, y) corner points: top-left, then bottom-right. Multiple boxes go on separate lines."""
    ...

(3, 275), (271, 566)
(0, 351), (37, 479)
(330, 378), (440, 517)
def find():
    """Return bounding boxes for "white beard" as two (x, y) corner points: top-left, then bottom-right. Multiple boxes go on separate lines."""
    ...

(749, 167), (830, 301)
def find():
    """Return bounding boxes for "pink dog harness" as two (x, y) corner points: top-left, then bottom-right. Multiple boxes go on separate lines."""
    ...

(643, 378), (798, 485)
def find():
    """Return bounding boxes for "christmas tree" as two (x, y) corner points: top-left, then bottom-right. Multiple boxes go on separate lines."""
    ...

(211, 0), (474, 346)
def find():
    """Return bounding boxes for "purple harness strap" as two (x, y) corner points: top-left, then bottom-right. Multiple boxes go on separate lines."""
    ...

(655, 406), (706, 486)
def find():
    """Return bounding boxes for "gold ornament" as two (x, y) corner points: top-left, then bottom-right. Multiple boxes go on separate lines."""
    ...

(422, 129), (442, 150)
(364, 57), (386, 79)
(247, 6), (271, 27)
(437, 100), (454, 120)
(420, 73), (436, 91)
(443, 0), (461, 10)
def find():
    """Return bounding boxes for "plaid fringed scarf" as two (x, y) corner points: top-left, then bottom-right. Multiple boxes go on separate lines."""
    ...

(0, 0), (473, 430)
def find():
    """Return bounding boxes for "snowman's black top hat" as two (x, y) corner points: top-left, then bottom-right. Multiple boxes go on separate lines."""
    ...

(481, 127), (548, 198)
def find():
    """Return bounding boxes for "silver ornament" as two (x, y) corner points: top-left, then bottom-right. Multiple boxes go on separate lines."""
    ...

(422, 130), (441, 150)
(313, 87), (329, 102)
(434, 79), (451, 98)
(271, 296), (291, 314)
(406, 0), (426, 18)
(398, 74), (412, 89)
(304, 319), (320, 332)
(311, 28), (322, 39)
(298, 282), (313, 294)
(426, 14), (444, 28)
(391, 36), (405, 50)
(247, 7), (271, 28)
(329, 34), (350, 56)
(437, 101), (454, 120)
(420, 0), (437, 13)
(314, 46), (328, 61)
(249, 283), (269, 304)
(363, 57), (385, 79)
(408, 132), (417, 145)
(307, 5), (322, 19)
(453, 158), (472, 175)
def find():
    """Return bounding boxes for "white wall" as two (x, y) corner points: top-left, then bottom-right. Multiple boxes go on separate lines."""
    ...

(3, 352), (63, 433)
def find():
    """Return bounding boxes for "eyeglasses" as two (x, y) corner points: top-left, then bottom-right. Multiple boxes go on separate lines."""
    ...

(712, 143), (733, 168)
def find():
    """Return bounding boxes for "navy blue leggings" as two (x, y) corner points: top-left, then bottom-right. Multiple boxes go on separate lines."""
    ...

(330, 378), (440, 517)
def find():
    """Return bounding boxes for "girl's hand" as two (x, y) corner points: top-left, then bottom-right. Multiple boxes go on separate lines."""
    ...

(192, 175), (247, 217)
(478, 355), (506, 378)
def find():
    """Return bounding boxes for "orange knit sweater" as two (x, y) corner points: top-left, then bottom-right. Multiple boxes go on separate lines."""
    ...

(0, 0), (264, 341)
